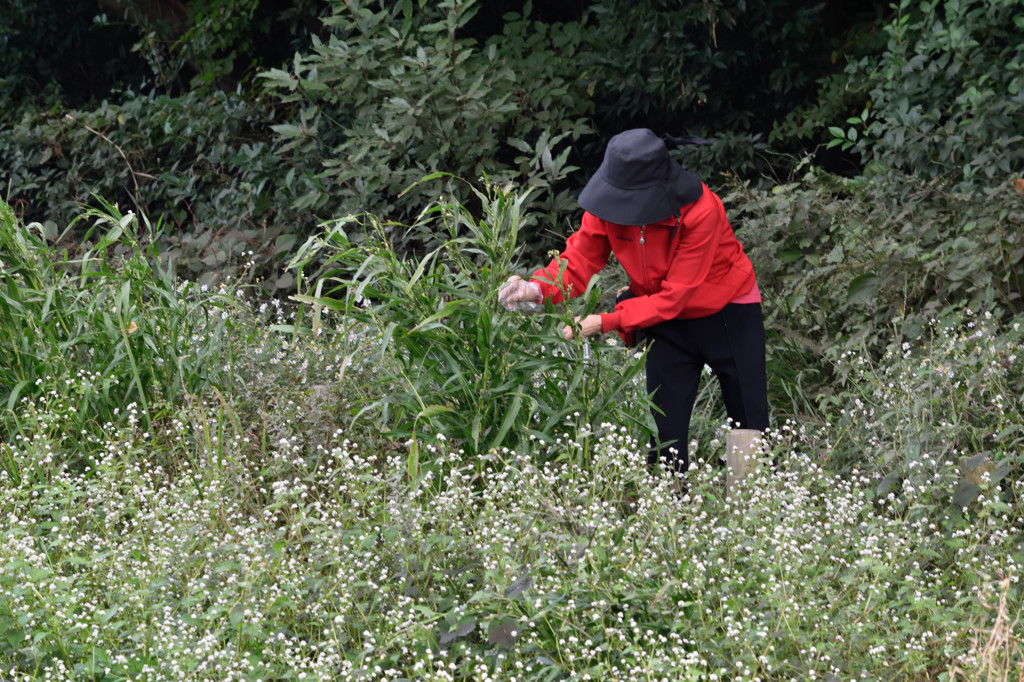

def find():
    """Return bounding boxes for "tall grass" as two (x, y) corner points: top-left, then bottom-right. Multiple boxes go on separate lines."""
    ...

(0, 199), (242, 450)
(288, 179), (654, 479)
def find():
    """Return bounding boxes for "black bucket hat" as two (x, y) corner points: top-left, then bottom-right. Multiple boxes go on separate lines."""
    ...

(578, 128), (710, 226)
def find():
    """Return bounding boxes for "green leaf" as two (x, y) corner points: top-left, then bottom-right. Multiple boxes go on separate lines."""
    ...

(488, 618), (519, 648)
(964, 452), (989, 471)
(6, 379), (32, 411)
(97, 222), (124, 251)
(846, 273), (881, 305)
(417, 405), (454, 420)
(471, 414), (482, 449)
(439, 616), (477, 645)
(5, 628), (25, 648)
(455, 618), (476, 638)
(28, 567), (50, 581)
(410, 299), (470, 332)
(490, 393), (523, 450)
(404, 248), (441, 296)
(292, 294), (348, 312)
(952, 482), (980, 509)
(875, 472), (899, 497)
(507, 137), (533, 153)
(504, 571), (533, 599)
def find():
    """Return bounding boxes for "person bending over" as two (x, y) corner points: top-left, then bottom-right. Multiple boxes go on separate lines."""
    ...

(499, 128), (769, 472)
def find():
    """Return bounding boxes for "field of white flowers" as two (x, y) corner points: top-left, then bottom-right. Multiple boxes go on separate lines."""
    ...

(1, 197), (1022, 680)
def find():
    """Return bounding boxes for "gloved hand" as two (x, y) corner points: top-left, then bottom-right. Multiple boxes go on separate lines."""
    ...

(497, 275), (543, 312)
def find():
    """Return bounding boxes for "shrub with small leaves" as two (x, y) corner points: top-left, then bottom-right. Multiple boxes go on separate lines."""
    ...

(828, 0), (1024, 185)
(259, 0), (593, 258)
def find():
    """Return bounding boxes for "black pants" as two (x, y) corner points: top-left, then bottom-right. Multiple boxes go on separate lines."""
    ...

(644, 303), (769, 472)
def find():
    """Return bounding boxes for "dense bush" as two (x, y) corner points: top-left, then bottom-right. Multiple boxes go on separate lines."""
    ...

(1, 199), (1021, 678)
(829, 0), (1024, 184)
(3, 1), (1024, 676)
(0, 0), (151, 112)
(580, 0), (864, 178)
(260, 0), (594, 257)
(0, 91), (304, 288)
(724, 167), (1024, 421)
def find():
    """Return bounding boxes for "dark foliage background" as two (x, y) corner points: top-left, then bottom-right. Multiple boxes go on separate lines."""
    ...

(1, 0), (885, 259)
(1, 0), (1021, 321)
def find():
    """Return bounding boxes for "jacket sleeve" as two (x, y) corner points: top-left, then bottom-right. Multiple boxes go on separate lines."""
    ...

(529, 212), (612, 303)
(600, 191), (733, 333)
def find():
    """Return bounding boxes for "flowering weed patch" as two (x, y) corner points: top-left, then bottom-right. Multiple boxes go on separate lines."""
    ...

(826, 311), (1024, 515)
(2, 305), (1022, 680)
(1, 405), (1020, 678)
(1, 197), (1022, 680)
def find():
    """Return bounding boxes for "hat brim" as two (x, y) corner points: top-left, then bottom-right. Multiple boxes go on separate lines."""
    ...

(578, 163), (703, 225)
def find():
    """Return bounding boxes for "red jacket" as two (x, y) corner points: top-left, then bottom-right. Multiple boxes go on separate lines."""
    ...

(531, 184), (756, 338)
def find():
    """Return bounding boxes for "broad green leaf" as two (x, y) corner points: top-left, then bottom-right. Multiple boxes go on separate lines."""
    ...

(490, 393), (523, 450)
(504, 571), (533, 599)
(952, 482), (980, 509)
(488, 618), (518, 648)
(846, 273), (881, 305)
(97, 222), (124, 250)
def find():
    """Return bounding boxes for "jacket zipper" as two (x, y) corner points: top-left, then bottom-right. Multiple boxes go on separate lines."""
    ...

(640, 225), (652, 290)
